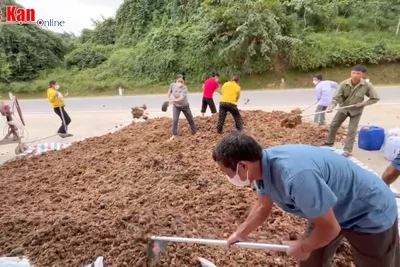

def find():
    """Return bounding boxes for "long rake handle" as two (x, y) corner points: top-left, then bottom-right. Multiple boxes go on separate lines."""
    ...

(301, 101), (318, 112)
(151, 236), (289, 251)
(302, 104), (356, 117)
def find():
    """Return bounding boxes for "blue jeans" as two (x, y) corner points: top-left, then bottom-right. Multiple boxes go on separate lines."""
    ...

(313, 105), (327, 124)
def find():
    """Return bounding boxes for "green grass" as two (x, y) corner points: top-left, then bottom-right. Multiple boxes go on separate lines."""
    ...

(2, 63), (400, 99)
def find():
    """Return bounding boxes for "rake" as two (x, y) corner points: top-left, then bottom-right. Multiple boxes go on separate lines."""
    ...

(147, 236), (289, 265)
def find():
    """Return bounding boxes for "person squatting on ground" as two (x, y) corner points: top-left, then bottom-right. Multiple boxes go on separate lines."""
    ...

(201, 72), (221, 116)
(323, 65), (379, 157)
(168, 76), (197, 140)
(312, 74), (338, 125)
(47, 80), (73, 138)
(382, 151), (400, 186)
(217, 74), (243, 134)
(212, 132), (399, 267)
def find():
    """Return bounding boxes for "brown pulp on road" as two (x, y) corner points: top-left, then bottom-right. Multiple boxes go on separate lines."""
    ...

(0, 110), (352, 266)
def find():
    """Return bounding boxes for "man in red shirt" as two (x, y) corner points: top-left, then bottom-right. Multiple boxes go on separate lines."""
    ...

(201, 72), (220, 117)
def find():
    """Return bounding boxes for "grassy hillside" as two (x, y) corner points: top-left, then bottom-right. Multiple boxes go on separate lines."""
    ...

(1, 0), (400, 97)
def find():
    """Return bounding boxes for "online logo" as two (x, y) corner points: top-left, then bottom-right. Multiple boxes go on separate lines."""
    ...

(0, 6), (65, 27)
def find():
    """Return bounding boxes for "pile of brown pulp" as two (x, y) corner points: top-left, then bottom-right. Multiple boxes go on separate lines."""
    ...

(0, 110), (351, 266)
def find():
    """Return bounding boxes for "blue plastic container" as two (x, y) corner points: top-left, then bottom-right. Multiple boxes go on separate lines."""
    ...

(358, 125), (385, 151)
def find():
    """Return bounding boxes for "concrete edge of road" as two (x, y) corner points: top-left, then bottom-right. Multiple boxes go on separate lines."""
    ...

(15, 85), (400, 101)
(23, 102), (400, 115)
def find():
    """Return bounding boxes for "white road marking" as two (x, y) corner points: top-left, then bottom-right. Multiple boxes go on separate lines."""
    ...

(24, 102), (400, 114)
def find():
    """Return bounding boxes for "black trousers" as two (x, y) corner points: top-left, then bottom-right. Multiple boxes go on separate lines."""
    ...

(201, 97), (217, 114)
(301, 219), (400, 267)
(54, 107), (71, 134)
(217, 102), (243, 133)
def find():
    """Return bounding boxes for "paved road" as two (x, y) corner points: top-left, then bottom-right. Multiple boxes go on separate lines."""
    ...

(16, 86), (400, 113)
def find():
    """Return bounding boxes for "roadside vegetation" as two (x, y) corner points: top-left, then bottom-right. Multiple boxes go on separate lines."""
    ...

(1, 0), (400, 97)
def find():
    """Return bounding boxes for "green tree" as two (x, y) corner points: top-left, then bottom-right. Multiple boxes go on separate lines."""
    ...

(89, 16), (117, 45)
(200, 0), (299, 74)
(65, 46), (108, 69)
(0, 0), (66, 82)
(80, 29), (93, 43)
(0, 50), (12, 83)
(0, 25), (66, 81)
(2, 0), (400, 89)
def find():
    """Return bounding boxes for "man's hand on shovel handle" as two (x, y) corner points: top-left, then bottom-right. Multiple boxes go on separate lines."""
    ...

(282, 240), (311, 261)
(226, 231), (246, 248)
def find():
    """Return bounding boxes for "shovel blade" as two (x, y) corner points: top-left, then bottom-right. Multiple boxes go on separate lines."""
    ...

(198, 257), (217, 267)
(161, 101), (169, 112)
(147, 239), (170, 260)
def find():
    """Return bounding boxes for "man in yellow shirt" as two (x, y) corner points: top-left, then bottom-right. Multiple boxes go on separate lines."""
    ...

(47, 80), (72, 137)
(217, 75), (243, 133)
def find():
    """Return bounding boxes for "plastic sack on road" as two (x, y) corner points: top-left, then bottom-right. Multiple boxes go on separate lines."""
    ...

(384, 136), (400, 161)
(0, 256), (104, 267)
(3, 142), (71, 164)
(387, 127), (400, 137)
(108, 118), (148, 134)
(108, 122), (132, 134)
(85, 256), (104, 267)
(29, 142), (71, 156)
(383, 127), (400, 150)
(0, 257), (31, 266)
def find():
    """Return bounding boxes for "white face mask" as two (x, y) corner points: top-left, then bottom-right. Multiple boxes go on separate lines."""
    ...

(312, 80), (318, 85)
(226, 163), (251, 186)
(55, 85), (60, 90)
(177, 82), (183, 87)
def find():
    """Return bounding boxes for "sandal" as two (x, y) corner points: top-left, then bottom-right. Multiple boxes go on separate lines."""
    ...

(342, 151), (352, 157)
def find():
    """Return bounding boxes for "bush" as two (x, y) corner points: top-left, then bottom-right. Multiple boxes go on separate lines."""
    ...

(4, 30), (400, 95)
(288, 32), (400, 70)
(0, 51), (11, 83)
(103, 48), (140, 79)
(0, 24), (66, 81)
(97, 30), (400, 83)
(65, 46), (109, 70)
(103, 23), (217, 82)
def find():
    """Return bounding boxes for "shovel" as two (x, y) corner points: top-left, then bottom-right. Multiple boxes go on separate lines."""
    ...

(147, 236), (289, 260)
(198, 257), (217, 267)
(161, 101), (169, 112)
(301, 104), (357, 118)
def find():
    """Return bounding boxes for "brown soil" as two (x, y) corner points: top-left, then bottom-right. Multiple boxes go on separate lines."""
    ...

(280, 108), (303, 128)
(131, 106), (147, 119)
(0, 110), (350, 267)
(290, 108), (302, 114)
